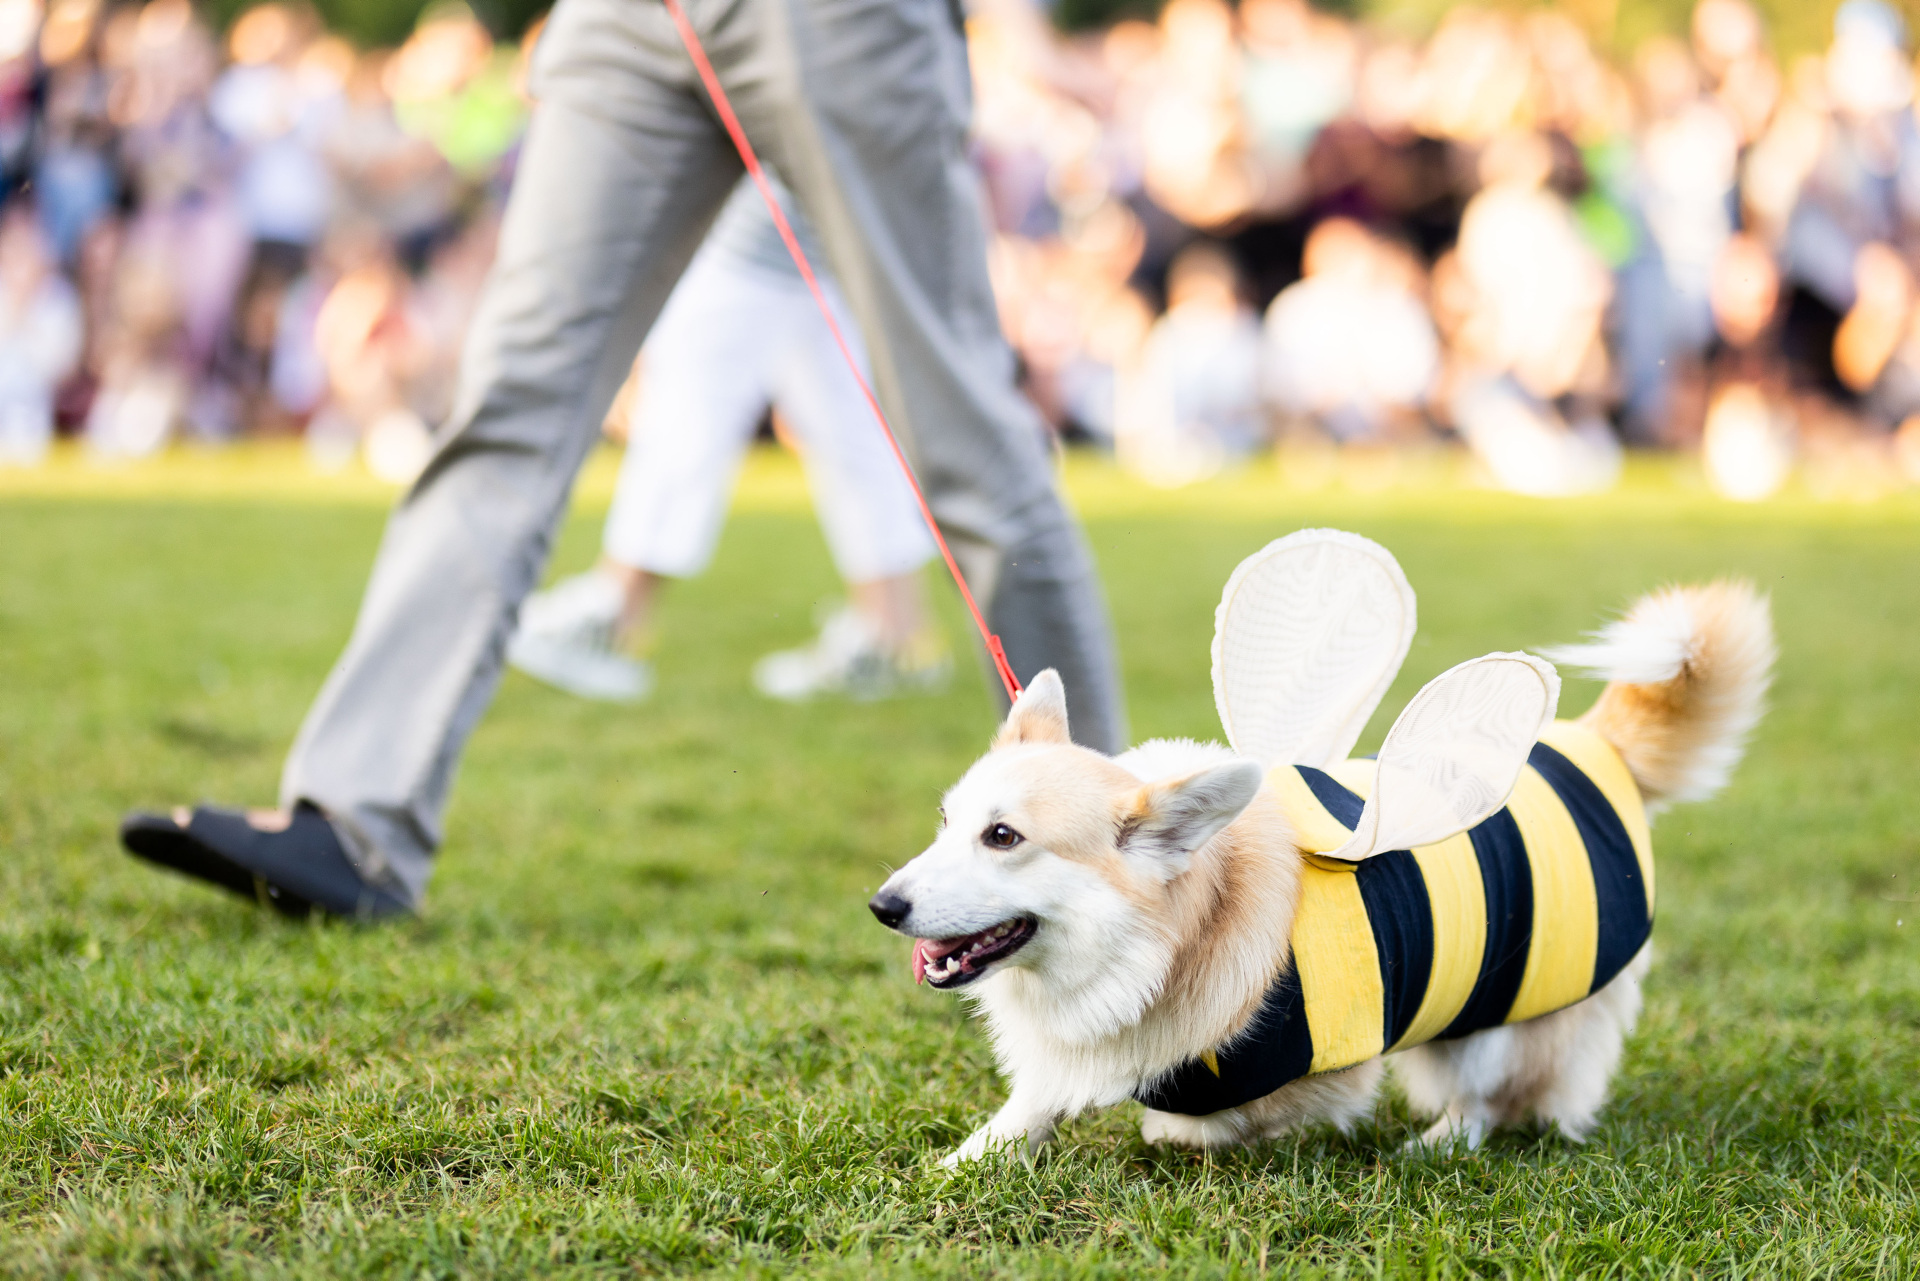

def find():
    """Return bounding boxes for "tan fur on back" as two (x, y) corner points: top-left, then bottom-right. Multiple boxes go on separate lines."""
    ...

(1142, 786), (1301, 1057)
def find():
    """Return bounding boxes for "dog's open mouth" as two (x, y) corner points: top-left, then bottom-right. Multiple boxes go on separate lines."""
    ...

(912, 918), (1036, 989)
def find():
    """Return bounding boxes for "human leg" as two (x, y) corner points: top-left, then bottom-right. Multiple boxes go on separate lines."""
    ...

(598, 248), (790, 582)
(510, 245), (786, 700)
(271, 16), (747, 902)
(715, 0), (1126, 748)
(744, 272), (949, 698)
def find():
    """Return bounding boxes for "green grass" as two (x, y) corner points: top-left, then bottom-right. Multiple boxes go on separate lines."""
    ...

(1, 446), (1917, 1277)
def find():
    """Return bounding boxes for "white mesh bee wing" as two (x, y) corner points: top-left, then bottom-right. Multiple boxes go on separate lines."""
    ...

(1212, 529), (1417, 768)
(1330, 652), (1560, 861)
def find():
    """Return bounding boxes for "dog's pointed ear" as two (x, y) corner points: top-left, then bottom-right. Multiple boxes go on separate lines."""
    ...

(1122, 759), (1264, 876)
(995, 669), (1070, 748)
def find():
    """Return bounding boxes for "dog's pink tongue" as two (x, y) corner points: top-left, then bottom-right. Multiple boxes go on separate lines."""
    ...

(912, 940), (929, 986)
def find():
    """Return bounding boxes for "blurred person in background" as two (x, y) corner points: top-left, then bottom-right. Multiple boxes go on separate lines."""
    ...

(509, 177), (950, 705)
(1238, 0), (1353, 210)
(279, 209), (500, 484)
(1115, 239), (1263, 484)
(208, 4), (345, 433)
(1700, 230), (1795, 499)
(83, 227), (186, 457)
(119, 0), (1127, 920)
(1693, 0), (1780, 144)
(33, 0), (121, 269)
(1136, 0), (1257, 231)
(384, 2), (526, 183)
(1628, 33), (1743, 444)
(403, 203), (498, 429)
(1261, 216), (1437, 443)
(0, 204), (82, 463)
(1440, 129), (1621, 496)
(324, 45), (458, 263)
(987, 200), (1153, 443)
(88, 0), (249, 449)
(1777, 1), (1920, 415)
(297, 219), (436, 481)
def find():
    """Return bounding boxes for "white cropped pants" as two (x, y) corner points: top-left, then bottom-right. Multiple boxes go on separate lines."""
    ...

(601, 241), (935, 584)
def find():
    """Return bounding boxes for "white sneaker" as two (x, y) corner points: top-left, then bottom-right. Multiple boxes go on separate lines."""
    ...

(508, 572), (653, 703)
(752, 605), (951, 702)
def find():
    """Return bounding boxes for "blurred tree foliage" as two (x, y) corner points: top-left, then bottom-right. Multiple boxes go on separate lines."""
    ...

(1051, 0), (1920, 62)
(202, 0), (549, 48)
(197, 0), (1920, 60)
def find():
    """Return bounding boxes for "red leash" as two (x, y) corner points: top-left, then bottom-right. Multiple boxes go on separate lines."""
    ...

(659, 0), (1023, 701)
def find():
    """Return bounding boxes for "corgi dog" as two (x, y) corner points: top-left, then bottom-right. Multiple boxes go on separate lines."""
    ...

(870, 557), (1773, 1166)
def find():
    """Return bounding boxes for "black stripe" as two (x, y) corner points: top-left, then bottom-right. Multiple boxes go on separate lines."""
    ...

(1438, 806), (1533, 1039)
(1134, 965), (1314, 1116)
(1297, 766), (1366, 829)
(1528, 743), (1652, 994)
(1292, 768), (1440, 1047)
(1356, 850), (1434, 1047)
(1290, 772), (1443, 1052)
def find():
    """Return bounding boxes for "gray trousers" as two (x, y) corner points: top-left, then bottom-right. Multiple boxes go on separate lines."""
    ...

(279, 0), (1126, 904)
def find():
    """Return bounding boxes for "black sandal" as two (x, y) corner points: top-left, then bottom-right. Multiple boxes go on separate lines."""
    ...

(119, 802), (412, 920)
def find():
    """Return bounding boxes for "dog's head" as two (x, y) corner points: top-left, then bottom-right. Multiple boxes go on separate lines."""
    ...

(869, 671), (1262, 1037)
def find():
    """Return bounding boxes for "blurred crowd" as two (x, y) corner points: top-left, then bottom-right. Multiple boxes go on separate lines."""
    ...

(971, 0), (1920, 497)
(3, 0), (1920, 500)
(0, 0), (525, 478)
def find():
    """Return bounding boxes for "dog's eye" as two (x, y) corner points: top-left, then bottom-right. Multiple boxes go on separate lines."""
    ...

(982, 822), (1023, 850)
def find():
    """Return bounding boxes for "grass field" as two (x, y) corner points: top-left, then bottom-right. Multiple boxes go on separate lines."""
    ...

(1, 446), (1916, 1277)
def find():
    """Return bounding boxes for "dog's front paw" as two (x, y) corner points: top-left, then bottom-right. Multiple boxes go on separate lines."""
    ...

(942, 1118), (1055, 1168)
(940, 1124), (1004, 1168)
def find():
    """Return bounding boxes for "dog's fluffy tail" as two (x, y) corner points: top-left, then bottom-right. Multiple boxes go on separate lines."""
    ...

(1543, 581), (1775, 808)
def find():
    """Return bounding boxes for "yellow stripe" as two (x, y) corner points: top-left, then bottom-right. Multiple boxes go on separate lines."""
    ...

(1389, 830), (1486, 1050)
(1266, 766), (1357, 854)
(1199, 1048), (1220, 1076)
(1294, 864), (1384, 1072)
(1539, 719), (1655, 908)
(1321, 756), (1484, 1051)
(1504, 765), (1599, 1023)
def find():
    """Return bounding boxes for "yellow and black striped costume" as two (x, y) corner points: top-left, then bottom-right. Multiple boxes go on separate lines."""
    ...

(1137, 721), (1653, 1118)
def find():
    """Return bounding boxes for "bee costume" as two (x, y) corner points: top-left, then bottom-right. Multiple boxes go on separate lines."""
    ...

(1137, 531), (1653, 1119)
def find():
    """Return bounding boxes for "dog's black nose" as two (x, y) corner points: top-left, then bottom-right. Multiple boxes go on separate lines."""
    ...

(868, 891), (911, 929)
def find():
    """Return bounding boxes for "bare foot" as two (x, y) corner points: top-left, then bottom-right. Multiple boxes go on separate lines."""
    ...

(169, 807), (292, 832)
